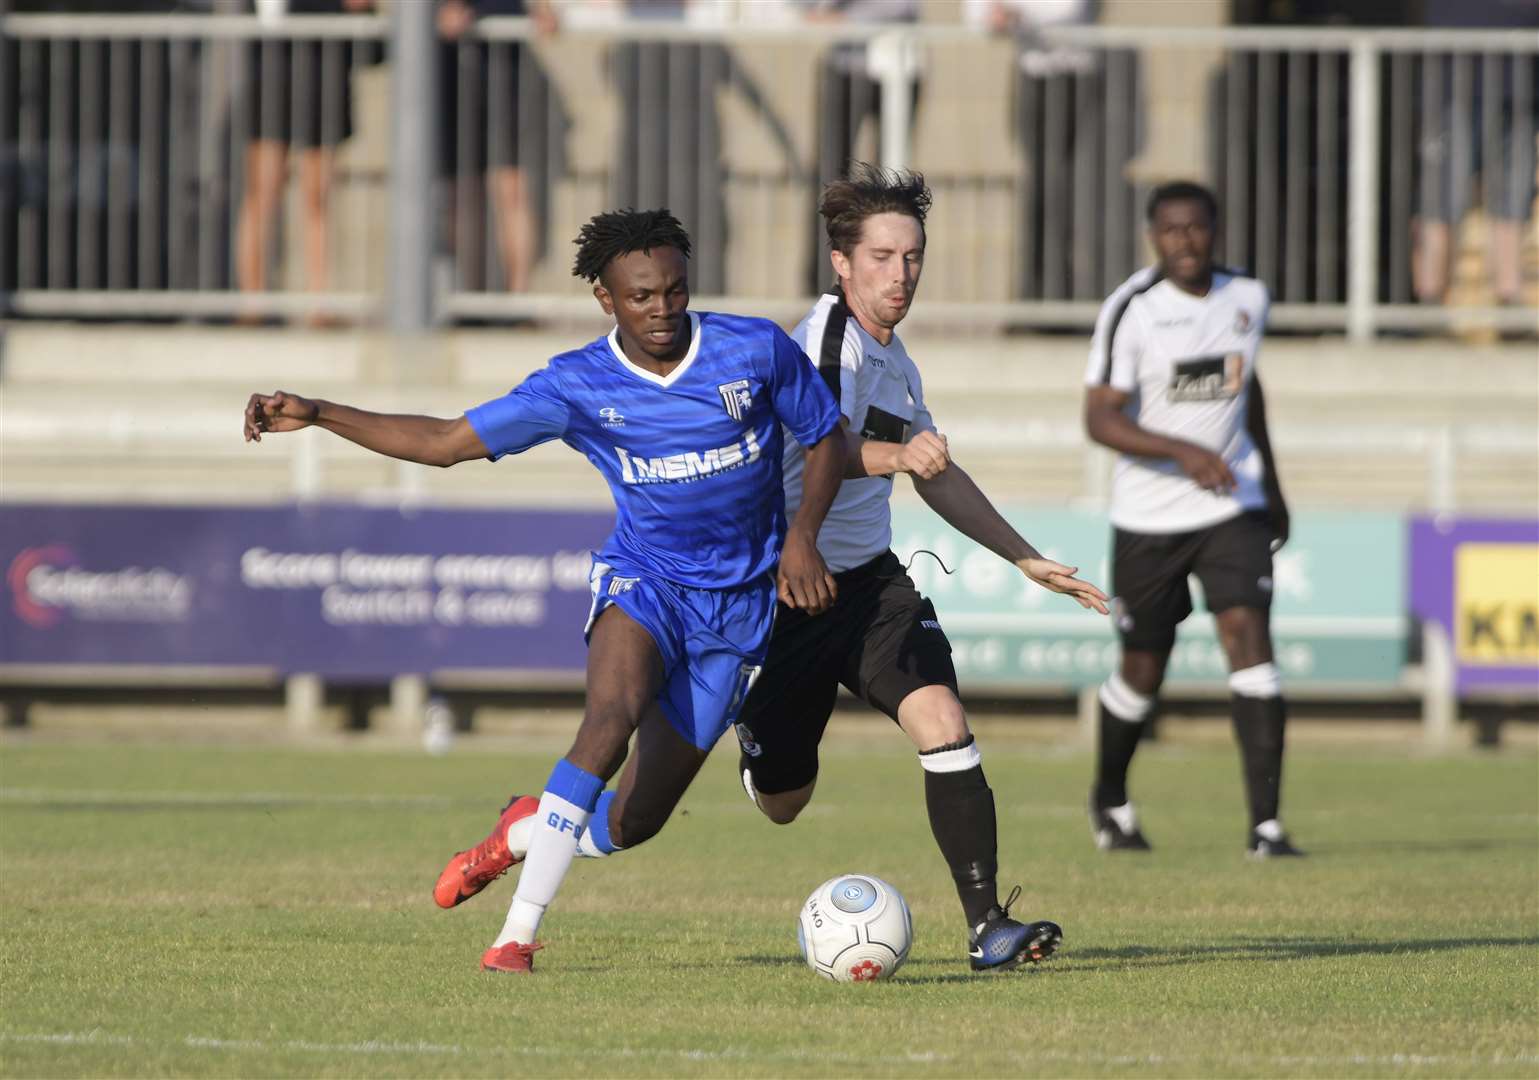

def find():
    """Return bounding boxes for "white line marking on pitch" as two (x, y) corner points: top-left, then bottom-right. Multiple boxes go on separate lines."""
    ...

(3, 1031), (1536, 1071)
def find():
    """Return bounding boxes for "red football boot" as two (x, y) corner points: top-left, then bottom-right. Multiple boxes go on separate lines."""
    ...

(433, 795), (539, 909)
(481, 941), (542, 974)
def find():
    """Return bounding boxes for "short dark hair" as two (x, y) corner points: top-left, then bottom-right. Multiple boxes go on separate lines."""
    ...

(1146, 181), (1218, 224)
(820, 162), (932, 256)
(571, 208), (693, 284)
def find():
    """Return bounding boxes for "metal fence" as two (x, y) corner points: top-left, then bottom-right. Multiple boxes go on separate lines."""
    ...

(1, 12), (390, 322)
(2, 12), (1536, 337)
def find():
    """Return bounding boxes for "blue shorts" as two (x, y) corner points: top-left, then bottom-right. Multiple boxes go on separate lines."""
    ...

(585, 559), (776, 751)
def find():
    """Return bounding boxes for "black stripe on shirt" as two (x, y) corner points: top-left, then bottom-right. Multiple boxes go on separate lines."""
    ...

(816, 286), (850, 405)
(1097, 270), (1165, 385)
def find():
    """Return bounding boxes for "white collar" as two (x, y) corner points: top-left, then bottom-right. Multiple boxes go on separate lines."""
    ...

(606, 312), (702, 389)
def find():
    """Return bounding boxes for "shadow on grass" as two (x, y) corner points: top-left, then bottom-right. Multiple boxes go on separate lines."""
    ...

(734, 954), (1053, 984)
(1060, 934), (1539, 972)
(1301, 838), (1538, 855)
(737, 935), (1539, 982)
(738, 955), (804, 968)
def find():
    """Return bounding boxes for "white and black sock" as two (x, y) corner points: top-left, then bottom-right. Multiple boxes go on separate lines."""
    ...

(920, 735), (999, 927)
(1229, 662), (1287, 829)
(1096, 673), (1153, 809)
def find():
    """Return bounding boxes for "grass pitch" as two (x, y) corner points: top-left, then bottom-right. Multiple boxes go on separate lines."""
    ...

(1, 723), (1536, 1079)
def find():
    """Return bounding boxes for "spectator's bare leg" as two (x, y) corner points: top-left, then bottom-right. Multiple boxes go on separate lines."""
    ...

(490, 164), (533, 294)
(236, 140), (290, 303)
(1488, 220), (1524, 304)
(298, 147), (337, 324)
(450, 173), (488, 293)
(1412, 217), (1452, 304)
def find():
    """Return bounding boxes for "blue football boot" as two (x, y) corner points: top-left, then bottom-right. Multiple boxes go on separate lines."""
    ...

(968, 886), (1063, 972)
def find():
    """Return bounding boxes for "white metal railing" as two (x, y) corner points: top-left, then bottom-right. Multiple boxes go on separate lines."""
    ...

(2, 14), (1536, 337)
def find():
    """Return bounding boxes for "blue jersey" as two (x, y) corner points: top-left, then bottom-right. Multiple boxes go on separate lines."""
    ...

(466, 311), (841, 589)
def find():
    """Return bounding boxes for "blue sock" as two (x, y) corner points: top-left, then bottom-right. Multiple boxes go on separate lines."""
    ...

(544, 758), (604, 813)
(584, 791), (618, 855)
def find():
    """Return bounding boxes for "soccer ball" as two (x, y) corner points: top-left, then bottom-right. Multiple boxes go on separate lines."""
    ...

(797, 874), (913, 982)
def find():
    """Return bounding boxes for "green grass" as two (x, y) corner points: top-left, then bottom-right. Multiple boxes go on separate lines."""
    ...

(2, 729), (1536, 1078)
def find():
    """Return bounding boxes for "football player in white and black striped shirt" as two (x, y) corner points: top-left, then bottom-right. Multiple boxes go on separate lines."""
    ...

(737, 164), (1110, 972)
(1083, 181), (1301, 859)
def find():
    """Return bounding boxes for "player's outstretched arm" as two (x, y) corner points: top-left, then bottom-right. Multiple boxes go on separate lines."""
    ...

(243, 390), (489, 467)
(1084, 385), (1235, 493)
(779, 429), (845, 615)
(913, 461), (1110, 614)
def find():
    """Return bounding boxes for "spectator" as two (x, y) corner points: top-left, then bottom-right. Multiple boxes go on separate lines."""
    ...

(601, 0), (731, 293)
(963, 0), (1107, 301)
(1412, 0), (1539, 315)
(2, 0), (196, 297)
(964, 0), (1091, 55)
(798, 0), (920, 291)
(438, 0), (559, 299)
(234, 0), (375, 324)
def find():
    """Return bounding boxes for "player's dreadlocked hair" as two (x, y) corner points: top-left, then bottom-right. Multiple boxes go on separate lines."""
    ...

(571, 208), (693, 284)
(820, 162), (931, 257)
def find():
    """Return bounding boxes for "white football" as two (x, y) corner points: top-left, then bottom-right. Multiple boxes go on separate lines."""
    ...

(797, 874), (913, 982)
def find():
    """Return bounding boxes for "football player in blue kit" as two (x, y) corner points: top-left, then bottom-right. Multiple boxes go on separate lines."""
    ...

(243, 209), (846, 973)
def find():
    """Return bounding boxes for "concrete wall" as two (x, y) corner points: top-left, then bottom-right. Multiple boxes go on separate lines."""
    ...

(3, 321), (1534, 515)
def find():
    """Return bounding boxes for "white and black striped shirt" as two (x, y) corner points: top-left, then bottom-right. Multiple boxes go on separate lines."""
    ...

(783, 289), (937, 572)
(1086, 266), (1271, 534)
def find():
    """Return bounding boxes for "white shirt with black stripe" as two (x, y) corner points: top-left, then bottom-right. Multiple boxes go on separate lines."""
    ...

(1086, 266), (1271, 534)
(783, 291), (937, 573)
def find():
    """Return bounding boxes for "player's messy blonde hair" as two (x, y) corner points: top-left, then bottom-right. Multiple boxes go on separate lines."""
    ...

(820, 162), (931, 257)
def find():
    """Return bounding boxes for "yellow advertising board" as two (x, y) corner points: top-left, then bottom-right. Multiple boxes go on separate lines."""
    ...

(1454, 543), (1539, 666)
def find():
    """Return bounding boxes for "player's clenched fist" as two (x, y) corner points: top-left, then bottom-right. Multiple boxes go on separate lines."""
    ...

(897, 430), (949, 480)
(244, 390), (320, 442)
(777, 528), (837, 615)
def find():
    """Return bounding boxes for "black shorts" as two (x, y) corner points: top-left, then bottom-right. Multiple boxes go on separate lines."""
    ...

(1111, 510), (1275, 653)
(240, 39), (359, 148)
(735, 550), (958, 796)
(438, 40), (539, 175)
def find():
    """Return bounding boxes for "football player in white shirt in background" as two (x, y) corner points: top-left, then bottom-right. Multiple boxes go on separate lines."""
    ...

(1084, 180), (1302, 859)
(736, 163), (1110, 972)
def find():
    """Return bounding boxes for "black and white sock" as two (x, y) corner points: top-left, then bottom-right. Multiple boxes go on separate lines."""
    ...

(919, 735), (999, 927)
(1229, 662), (1287, 830)
(1095, 673), (1153, 809)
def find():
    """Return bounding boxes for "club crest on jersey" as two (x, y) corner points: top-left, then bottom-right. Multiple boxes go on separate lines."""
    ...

(599, 406), (625, 428)
(735, 723), (762, 758)
(717, 379), (753, 421)
(1235, 309), (1252, 333)
(1113, 598), (1135, 634)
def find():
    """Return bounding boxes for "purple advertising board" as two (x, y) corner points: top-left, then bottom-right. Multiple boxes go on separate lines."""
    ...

(1, 504), (613, 679)
(1408, 516), (1539, 694)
